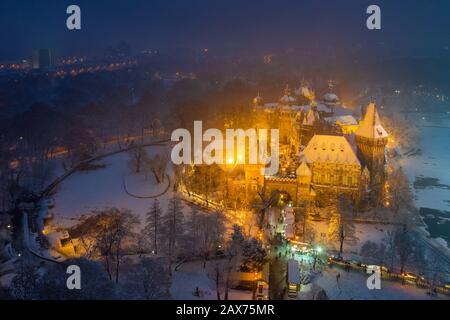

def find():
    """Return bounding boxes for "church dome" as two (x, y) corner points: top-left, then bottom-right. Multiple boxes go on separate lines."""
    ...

(252, 93), (264, 106)
(279, 94), (296, 105)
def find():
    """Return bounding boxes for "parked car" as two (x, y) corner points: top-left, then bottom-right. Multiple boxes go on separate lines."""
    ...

(349, 260), (366, 269)
(401, 272), (425, 284)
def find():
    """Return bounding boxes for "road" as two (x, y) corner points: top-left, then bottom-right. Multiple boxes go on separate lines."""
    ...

(268, 241), (289, 300)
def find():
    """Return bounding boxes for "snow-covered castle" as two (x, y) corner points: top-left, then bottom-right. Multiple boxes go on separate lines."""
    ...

(244, 85), (389, 206)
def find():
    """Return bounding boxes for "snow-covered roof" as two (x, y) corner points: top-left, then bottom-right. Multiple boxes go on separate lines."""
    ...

(355, 102), (389, 139)
(296, 161), (311, 176)
(304, 135), (360, 166)
(332, 105), (354, 117)
(279, 94), (296, 104)
(334, 115), (358, 126)
(323, 92), (339, 102)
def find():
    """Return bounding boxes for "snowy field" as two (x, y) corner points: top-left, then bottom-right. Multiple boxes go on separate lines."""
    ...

(309, 220), (394, 255)
(170, 260), (253, 300)
(312, 268), (448, 300)
(52, 145), (175, 227)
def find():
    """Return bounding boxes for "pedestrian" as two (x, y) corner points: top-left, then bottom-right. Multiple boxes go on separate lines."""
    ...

(336, 273), (341, 290)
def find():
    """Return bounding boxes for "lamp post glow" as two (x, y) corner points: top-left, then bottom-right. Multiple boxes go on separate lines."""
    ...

(313, 246), (323, 270)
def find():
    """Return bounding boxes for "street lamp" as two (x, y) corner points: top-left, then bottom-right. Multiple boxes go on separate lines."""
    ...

(313, 246), (323, 270)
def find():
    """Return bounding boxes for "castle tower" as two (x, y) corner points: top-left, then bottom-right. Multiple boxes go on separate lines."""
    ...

(296, 161), (313, 202)
(355, 102), (389, 204)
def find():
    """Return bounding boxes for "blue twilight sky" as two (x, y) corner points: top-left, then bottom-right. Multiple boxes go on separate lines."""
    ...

(0, 0), (449, 60)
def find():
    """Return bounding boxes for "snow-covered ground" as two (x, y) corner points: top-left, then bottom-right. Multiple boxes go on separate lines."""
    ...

(52, 145), (174, 227)
(311, 267), (448, 300)
(308, 220), (394, 255)
(170, 260), (253, 300)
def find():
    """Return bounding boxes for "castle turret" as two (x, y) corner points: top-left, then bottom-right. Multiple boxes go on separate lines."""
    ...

(279, 85), (296, 106)
(296, 161), (312, 201)
(355, 102), (389, 204)
(252, 92), (264, 107)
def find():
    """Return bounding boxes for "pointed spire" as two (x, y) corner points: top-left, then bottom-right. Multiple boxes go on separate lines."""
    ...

(355, 102), (388, 139)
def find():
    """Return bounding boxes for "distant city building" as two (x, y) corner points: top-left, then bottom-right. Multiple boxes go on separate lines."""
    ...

(32, 48), (54, 69)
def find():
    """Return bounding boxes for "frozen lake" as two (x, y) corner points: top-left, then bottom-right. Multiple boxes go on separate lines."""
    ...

(399, 112), (450, 245)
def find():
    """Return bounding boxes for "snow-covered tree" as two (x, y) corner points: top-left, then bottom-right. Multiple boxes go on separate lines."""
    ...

(33, 258), (117, 299)
(10, 261), (39, 300)
(327, 196), (356, 254)
(423, 251), (447, 294)
(223, 225), (245, 300)
(145, 199), (162, 254)
(187, 206), (200, 255)
(360, 240), (387, 274)
(146, 153), (169, 183)
(241, 237), (267, 272)
(383, 229), (397, 270)
(127, 145), (149, 174)
(388, 167), (412, 216)
(394, 225), (413, 274)
(120, 257), (171, 299)
(162, 196), (184, 275)
(255, 185), (278, 229)
(70, 208), (140, 283)
(198, 211), (226, 268)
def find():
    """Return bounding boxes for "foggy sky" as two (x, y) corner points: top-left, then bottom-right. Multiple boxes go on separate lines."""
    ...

(0, 0), (449, 60)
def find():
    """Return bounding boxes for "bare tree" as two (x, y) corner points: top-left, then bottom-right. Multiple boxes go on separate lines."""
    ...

(383, 229), (397, 271)
(145, 199), (162, 254)
(120, 257), (171, 299)
(70, 208), (139, 283)
(187, 206), (200, 256)
(209, 260), (224, 300)
(256, 185), (278, 230)
(394, 225), (413, 274)
(147, 153), (169, 183)
(198, 211), (226, 268)
(327, 196), (356, 254)
(162, 196), (184, 275)
(128, 146), (148, 174)
(388, 167), (412, 216)
(223, 225), (244, 300)
(360, 240), (387, 275)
